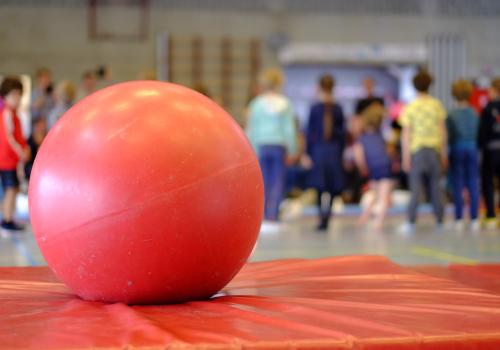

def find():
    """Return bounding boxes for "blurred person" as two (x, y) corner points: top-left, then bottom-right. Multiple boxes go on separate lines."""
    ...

(353, 104), (393, 231)
(96, 65), (113, 89)
(388, 119), (407, 189)
(387, 97), (407, 189)
(478, 77), (500, 229)
(246, 68), (297, 224)
(355, 77), (384, 115)
(24, 117), (47, 180)
(447, 79), (480, 231)
(47, 80), (76, 129)
(470, 78), (490, 114)
(306, 74), (346, 231)
(344, 77), (383, 204)
(31, 67), (54, 121)
(77, 70), (97, 101)
(343, 122), (364, 204)
(0, 77), (30, 231)
(399, 70), (447, 234)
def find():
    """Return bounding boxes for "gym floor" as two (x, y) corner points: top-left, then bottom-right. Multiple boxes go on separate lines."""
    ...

(1, 203), (499, 267)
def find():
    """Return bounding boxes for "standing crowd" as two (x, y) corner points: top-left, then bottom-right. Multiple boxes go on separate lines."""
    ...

(246, 68), (500, 232)
(0, 66), (499, 233)
(0, 66), (111, 231)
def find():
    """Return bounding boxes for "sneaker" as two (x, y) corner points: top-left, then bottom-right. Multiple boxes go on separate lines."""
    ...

(260, 220), (281, 234)
(316, 222), (328, 232)
(316, 216), (329, 232)
(0, 220), (25, 231)
(397, 222), (416, 235)
(470, 220), (480, 232)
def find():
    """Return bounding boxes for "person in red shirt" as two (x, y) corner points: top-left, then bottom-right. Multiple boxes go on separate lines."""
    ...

(0, 77), (30, 231)
(469, 83), (490, 115)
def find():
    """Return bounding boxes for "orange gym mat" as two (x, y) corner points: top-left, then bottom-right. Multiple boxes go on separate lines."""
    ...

(1, 256), (500, 349)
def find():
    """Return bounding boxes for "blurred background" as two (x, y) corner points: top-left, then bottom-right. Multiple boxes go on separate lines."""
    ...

(1, 0), (499, 124)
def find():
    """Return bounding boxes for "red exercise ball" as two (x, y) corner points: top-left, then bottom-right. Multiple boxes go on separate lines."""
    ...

(29, 81), (264, 304)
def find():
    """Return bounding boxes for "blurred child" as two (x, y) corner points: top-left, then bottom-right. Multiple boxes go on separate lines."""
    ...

(77, 71), (97, 101)
(0, 77), (30, 231)
(447, 79), (480, 231)
(399, 70), (447, 233)
(30, 67), (54, 121)
(353, 104), (393, 231)
(478, 77), (500, 229)
(96, 65), (112, 89)
(246, 68), (297, 224)
(47, 80), (76, 129)
(24, 117), (47, 180)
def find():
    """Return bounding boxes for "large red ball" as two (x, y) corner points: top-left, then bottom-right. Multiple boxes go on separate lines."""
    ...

(29, 81), (264, 304)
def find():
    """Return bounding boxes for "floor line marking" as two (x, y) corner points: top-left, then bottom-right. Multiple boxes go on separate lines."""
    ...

(411, 246), (478, 265)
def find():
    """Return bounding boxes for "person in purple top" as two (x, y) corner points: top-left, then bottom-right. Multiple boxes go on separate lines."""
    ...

(353, 104), (393, 231)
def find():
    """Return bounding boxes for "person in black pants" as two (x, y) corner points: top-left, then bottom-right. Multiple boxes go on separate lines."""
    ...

(24, 117), (47, 180)
(478, 77), (500, 229)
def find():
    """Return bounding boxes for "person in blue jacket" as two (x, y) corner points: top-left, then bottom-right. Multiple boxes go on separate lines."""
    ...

(246, 68), (297, 223)
(447, 79), (480, 231)
(306, 74), (346, 231)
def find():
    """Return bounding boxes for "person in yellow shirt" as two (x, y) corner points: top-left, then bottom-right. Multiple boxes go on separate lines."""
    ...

(399, 70), (447, 233)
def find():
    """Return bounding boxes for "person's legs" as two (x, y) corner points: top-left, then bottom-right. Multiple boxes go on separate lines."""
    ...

(320, 160), (339, 229)
(316, 190), (328, 230)
(494, 152), (500, 217)
(2, 187), (17, 222)
(267, 146), (286, 221)
(326, 190), (335, 218)
(258, 146), (272, 220)
(318, 191), (335, 230)
(408, 151), (424, 224)
(482, 151), (496, 219)
(316, 147), (330, 230)
(316, 190), (323, 215)
(358, 180), (377, 226)
(373, 179), (393, 231)
(0, 170), (23, 231)
(316, 165), (336, 231)
(313, 146), (325, 220)
(450, 149), (465, 221)
(427, 149), (444, 224)
(464, 148), (480, 221)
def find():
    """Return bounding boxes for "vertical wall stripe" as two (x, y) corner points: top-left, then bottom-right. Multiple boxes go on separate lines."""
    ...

(427, 33), (467, 109)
